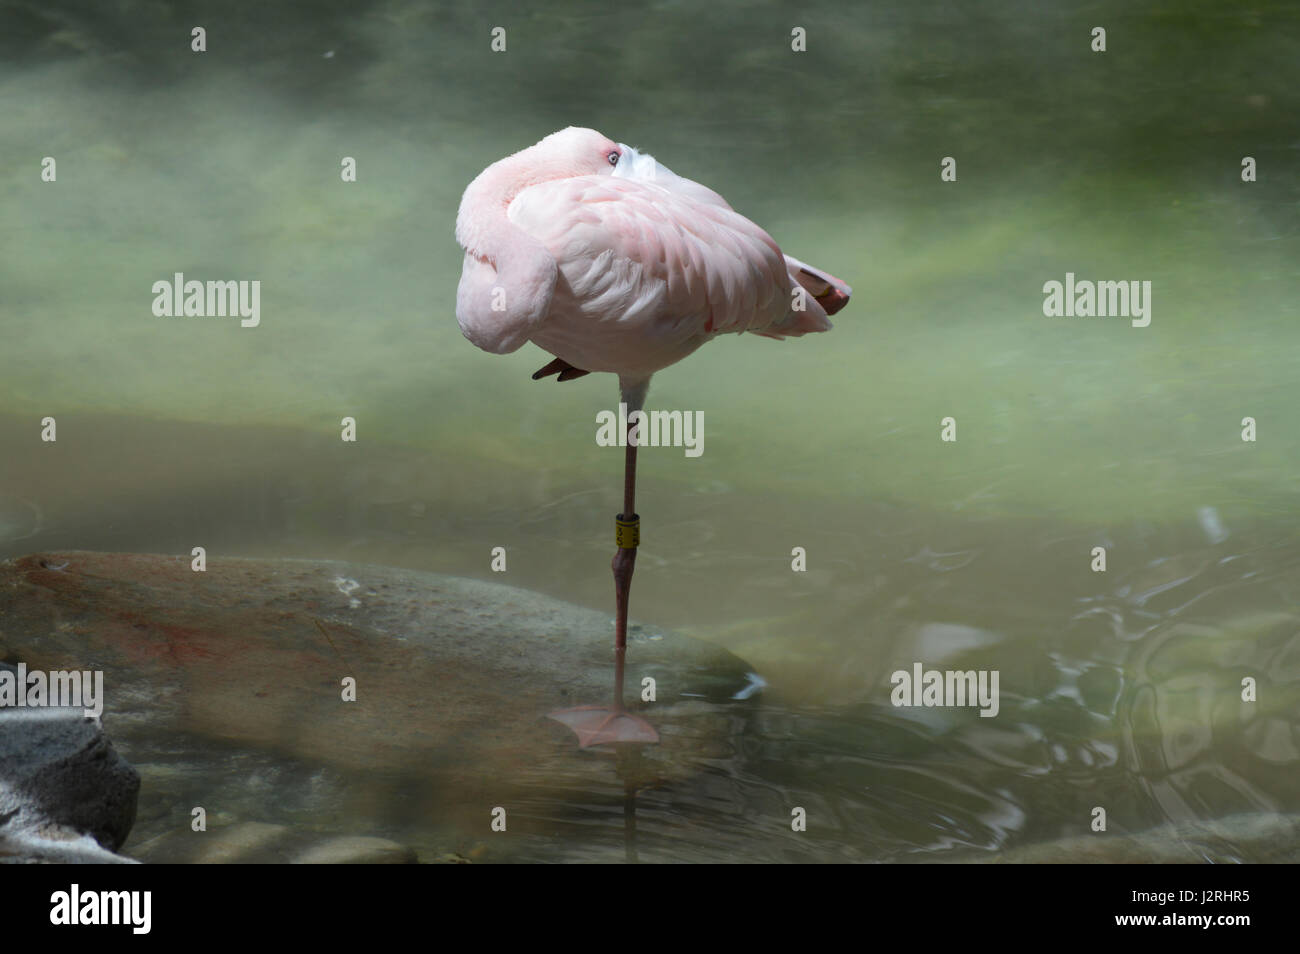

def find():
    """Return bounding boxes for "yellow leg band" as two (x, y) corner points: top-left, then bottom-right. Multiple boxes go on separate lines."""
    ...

(615, 514), (640, 549)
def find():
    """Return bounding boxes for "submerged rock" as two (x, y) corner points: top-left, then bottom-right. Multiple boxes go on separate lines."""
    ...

(976, 813), (1300, 864)
(293, 835), (418, 865)
(0, 551), (762, 861)
(124, 821), (418, 864)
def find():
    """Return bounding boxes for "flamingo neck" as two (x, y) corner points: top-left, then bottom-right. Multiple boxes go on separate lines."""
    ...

(456, 153), (572, 260)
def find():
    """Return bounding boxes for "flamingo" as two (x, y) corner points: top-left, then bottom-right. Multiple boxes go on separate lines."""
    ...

(455, 127), (851, 747)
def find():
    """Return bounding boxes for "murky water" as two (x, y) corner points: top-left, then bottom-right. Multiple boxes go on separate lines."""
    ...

(2, 0), (1298, 862)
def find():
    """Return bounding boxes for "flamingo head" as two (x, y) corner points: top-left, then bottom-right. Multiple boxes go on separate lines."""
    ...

(533, 126), (627, 177)
(540, 127), (678, 185)
(455, 127), (672, 264)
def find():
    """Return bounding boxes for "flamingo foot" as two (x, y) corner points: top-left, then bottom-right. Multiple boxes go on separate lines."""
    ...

(548, 705), (660, 748)
(532, 357), (591, 381)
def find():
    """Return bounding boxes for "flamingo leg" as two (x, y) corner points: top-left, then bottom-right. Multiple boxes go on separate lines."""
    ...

(611, 433), (638, 709)
(548, 412), (659, 747)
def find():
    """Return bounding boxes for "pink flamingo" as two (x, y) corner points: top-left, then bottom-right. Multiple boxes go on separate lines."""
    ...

(455, 127), (850, 747)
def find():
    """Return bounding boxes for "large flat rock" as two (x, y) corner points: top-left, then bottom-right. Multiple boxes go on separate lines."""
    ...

(0, 551), (762, 860)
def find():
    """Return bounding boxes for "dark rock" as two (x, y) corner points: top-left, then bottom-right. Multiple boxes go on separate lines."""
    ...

(0, 657), (140, 863)
(0, 707), (139, 852)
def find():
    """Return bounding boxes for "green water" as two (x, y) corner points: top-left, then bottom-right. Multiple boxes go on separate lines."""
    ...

(2, 0), (1298, 861)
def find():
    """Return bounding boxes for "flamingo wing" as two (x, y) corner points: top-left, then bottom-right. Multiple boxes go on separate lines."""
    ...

(508, 176), (802, 339)
(611, 155), (851, 321)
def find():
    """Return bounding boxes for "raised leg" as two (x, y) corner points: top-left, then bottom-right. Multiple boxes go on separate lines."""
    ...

(532, 357), (590, 381)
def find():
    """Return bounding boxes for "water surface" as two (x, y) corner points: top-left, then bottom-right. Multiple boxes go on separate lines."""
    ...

(2, 0), (1298, 861)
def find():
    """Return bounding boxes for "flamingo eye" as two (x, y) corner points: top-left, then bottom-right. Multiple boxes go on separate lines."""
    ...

(607, 151), (620, 166)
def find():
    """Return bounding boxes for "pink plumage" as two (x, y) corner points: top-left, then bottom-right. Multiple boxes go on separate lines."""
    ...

(455, 127), (850, 396)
